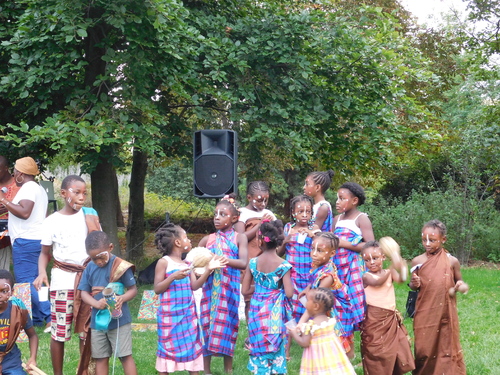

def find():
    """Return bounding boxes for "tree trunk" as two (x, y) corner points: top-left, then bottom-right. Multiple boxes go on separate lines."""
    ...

(91, 160), (121, 256)
(126, 149), (148, 260)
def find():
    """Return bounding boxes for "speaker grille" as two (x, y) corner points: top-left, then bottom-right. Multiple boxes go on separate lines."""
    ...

(194, 154), (235, 196)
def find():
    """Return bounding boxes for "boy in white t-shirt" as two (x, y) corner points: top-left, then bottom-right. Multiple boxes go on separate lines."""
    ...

(34, 175), (100, 375)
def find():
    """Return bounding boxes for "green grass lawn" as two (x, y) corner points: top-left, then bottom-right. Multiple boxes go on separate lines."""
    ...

(19, 267), (500, 374)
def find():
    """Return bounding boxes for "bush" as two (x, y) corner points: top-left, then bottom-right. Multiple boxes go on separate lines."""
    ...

(366, 190), (499, 263)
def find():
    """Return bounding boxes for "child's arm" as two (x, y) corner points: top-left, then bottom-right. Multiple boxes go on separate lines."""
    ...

(224, 233), (248, 270)
(81, 290), (107, 310)
(450, 256), (469, 292)
(25, 325), (38, 372)
(34, 245), (52, 290)
(288, 325), (312, 348)
(276, 234), (290, 257)
(363, 270), (391, 288)
(283, 269), (294, 299)
(241, 263), (254, 296)
(153, 257), (189, 294)
(314, 204), (329, 232)
(389, 261), (406, 284)
(198, 235), (209, 248)
(190, 256), (229, 290)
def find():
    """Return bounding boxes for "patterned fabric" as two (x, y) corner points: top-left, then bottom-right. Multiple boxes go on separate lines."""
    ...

(284, 222), (313, 322)
(200, 229), (240, 356)
(309, 261), (351, 338)
(247, 258), (292, 374)
(312, 201), (333, 232)
(157, 256), (202, 363)
(50, 289), (74, 342)
(333, 223), (365, 336)
(299, 319), (356, 375)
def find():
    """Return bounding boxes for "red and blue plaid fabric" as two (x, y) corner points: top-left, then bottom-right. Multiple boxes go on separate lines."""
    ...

(310, 260), (351, 337)
(157, 257), (202, 362)
(284, 222), (313, 321)
(200, 229), (240, 356)
(333, 226), (365, 335)
(313, 201), (333, 232)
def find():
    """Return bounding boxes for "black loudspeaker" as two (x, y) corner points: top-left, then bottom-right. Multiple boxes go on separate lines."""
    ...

(193, 130), (238, 198)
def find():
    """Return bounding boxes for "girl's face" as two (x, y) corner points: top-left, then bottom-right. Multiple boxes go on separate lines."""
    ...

(311, 238), (334, 267)
(335, 188), (356, 213)
(247, 191), (269, 212)
(214, 204), (237, 231)
(362, 247), (385, 273)
(0, 279), (12, 305)
(178, 230), (192, 253)
(421, 227), (446, 255)
(62, 181), (87, 212)
(292, 202), (312, 226)
(303, 176), (319, 197)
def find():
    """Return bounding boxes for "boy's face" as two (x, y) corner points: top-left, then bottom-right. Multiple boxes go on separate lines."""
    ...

(0, 279), (12, 304)
(88, 245), (113, 267)
(61, 181), (87, 212)
(362, 247), (385, 273)
(421, 227), (446, 255)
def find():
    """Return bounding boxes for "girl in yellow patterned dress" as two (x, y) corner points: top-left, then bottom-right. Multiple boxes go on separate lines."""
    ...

(288, 288), (355, 375)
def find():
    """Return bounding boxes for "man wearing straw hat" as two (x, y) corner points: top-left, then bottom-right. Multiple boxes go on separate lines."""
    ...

(0, 157), (51, 329)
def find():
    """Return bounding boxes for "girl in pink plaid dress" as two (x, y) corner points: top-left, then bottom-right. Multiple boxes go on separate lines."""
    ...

(154, 224), (227, 375)
(333, 182), (374, 359)
(198, 195), (248, 374)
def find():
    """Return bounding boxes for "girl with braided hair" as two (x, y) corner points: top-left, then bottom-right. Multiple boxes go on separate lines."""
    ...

(298, 232), (352, 357)
(289, 288), (355, 375)
(153, 224), (227, 375)
(242, 219), (293, 375)
(198, 194), (248, 374)
(303, 170), (335, 232)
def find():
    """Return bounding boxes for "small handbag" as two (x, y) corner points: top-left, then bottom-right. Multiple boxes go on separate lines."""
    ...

(405, 290), (418, 318)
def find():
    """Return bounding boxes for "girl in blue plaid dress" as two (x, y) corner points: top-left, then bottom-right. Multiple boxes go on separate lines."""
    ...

(198, 195), (248, 374)
(154, 223), (227, 375)
(333, 182), (374, 358)
(277, 195), (320, 323)
(242, 219), (294, 375)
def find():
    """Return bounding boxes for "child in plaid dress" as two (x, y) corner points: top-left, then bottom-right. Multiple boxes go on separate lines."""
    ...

(277, 195), (320, 322)
(242, 219), (293, 375)
(333, 182), (374, 358)
(303, 170), (335, 232)
(198, 194), (248, 374)
(289, 288), (355, 375)
(298, 232), (352, 354)
(154, 223), (227, 375)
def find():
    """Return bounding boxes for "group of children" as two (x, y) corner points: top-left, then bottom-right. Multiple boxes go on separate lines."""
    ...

(1, 172), (468, 375)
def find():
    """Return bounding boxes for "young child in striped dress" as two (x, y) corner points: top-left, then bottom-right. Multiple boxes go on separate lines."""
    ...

(198, 195), (248, 374)
(154, 223), (227, 375)
(333, 182), (374, 358)
(289, 288), (355, 375)
(303, 170), (335, 232)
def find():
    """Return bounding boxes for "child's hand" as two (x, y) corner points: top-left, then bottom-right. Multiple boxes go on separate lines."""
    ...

(25, 359), (37, 374)
(411, 273), (421, 289)
(115, 295), (124, 311)
(207, 255), (228, 271)
(95, 298), (108, 310)
(33, 273), (49, 290)
(171, 269), (190, 280)
(262, 213), (274, 222)
(454, 280), (469, 294)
